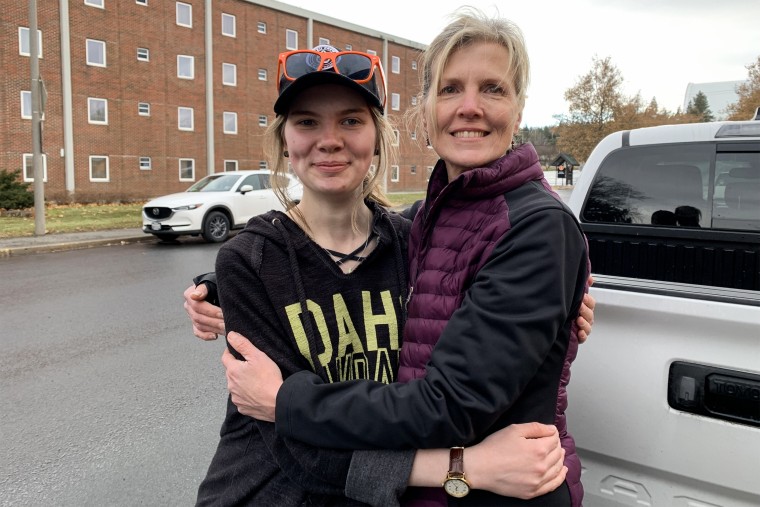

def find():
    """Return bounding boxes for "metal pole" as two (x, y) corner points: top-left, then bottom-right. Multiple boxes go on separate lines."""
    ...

(30, 0), (46, 235)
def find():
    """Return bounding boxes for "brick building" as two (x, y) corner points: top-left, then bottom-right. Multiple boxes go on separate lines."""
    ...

(1, 0), (438, 202)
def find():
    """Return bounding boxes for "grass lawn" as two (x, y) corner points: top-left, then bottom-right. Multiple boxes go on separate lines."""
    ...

(0, 193), (426, 239)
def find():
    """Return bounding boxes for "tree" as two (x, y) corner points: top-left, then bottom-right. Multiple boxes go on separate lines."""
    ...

(686, 91), (714, 122)
(0, 170), (34, 210)
(555, 56), (624, 162)
(726, 55), (760, 120)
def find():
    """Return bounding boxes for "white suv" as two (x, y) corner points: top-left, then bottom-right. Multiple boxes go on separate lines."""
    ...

(142, 170), (302, 243)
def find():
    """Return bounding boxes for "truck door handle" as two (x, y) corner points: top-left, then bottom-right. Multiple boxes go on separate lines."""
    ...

(668, 361), (760, 427)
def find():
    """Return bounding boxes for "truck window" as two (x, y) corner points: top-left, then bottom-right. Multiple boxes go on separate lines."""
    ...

(712, 152), (760, 231)
(582, 144), (711, 228)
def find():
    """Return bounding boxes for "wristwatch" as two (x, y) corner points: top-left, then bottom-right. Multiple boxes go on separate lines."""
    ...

(442, 446), (470, 498)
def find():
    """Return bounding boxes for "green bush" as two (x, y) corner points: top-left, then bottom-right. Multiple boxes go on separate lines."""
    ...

(0, 169), (34, 210)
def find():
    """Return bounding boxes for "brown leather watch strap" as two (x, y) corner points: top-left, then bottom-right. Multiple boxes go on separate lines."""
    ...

(449, 447), (465, 475)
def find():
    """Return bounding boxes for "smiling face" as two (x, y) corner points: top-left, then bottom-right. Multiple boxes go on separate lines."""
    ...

(427, 42), (523, 180)
(283, 83), (377, 201)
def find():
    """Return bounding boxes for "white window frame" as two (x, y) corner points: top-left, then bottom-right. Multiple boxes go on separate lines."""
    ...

(139, 157), (152, 170)
(286, 29), (297, 50)
(85, 0), (104, 8)
(410, 165), (417, 175)
(23, 153), (48, 182)
(136, 0), (147, 5)
(88, 97), (108, 124)
(411, 61), (417, 70)
(410, 130), (417, 141)
(138, 102), (150, 116)
(411, 96), (417, 106)
(345, 44), (352, 51)
(224, 160), (238, 172)
(221, 13), (236, 37)
(89, 155), (110, 182)
(259, 160), (268, 170)
(178, 107), (194, 131)
(177, 55), (194, 79)
(391, 56), (400, 74)
(257, 21), (266, 34)
(19, 27), (43, 58)
(21, 91), (32, 119)
(86, 39), (106, 67)
(222, 63), (237, 86)
(392, 130), (400, 146)
(366, 49), (377, 56)
(391, 93), (400, 111)
(223, 112), (238, 134)
(257, 68), (267, 81)
(318, 37), (330, 45)
(390, 165), (400, 182)
(179, 158), (195, 181)
(176, 2), (192, 28)
(258, 115), (268, 127)
(137, 47), (149, 62)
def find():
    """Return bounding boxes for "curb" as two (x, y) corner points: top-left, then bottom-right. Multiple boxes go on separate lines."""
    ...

(0, 235), (152, 258)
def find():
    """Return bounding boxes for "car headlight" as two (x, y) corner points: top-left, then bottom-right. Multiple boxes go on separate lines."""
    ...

(172, 204), (203, 211)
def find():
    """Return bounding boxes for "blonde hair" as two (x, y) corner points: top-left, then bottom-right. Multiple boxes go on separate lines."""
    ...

(264, 101), (396, 232)
(406, 7), (530, 140)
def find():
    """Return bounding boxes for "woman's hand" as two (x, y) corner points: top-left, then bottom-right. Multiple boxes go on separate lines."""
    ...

(222, 332), (284, 421)
(183, 283), (225, 340)
(576, 275), (596, 343)
(466, 423), (566, 499)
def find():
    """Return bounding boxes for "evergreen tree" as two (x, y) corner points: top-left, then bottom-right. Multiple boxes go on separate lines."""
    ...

(686, 91), (714, 122)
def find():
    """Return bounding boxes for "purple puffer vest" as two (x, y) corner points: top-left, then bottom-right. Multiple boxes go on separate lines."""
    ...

(398, 144), (584, 507)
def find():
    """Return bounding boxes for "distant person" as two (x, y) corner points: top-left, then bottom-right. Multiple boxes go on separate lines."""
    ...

(675, 205), (702, 227)
(651, 209), (677, 225)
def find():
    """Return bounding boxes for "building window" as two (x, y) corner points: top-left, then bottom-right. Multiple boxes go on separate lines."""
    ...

(318, 37), (330, 45)
(345, 44), (352, 51)
(257, 21), (267, 34)
(176, 2), (192, 28)
(88, 97), (108, 124)
(23, 154), (48, 182)
(137, 47), (149, 61)
(392, 130), (400, 146)
(391, 93), (400, 111)
(366, 49), (376, 56)
(390, 165), (399, 182)
(136, 0), (147, 5)
(21, 91), (32, 119)
(258, 68), (267, 81)
(89, 156), (109, 181)
(427, 166), (434, 180)
(410, 131), (417, 140)
(410, 165), (417, 175)
(258, 115), (268, 127)
(139, 157), (152, 170)
(19, 27), (43, 57)
(138, 102), (150, 116)
(391, 56), (400, 74)
(286, 29), (297, 50)
(85, 0), (104, 8)
(177, 55), (194, 79)
(259, 160), (268, 170)
(178, 107), (194, 131)
(411, 96), (417, 106)
(86, 39), (106, 67)
(224, 160), (238, 172)
(223, 112), (238, 134)
(221, 13), (236, 37)
(179, 158), (195, 181)
(411, 61), (417, 70)
(222, 63), (237, 86)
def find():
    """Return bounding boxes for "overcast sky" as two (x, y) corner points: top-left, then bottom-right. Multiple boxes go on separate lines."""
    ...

(278, 0), (758, 127)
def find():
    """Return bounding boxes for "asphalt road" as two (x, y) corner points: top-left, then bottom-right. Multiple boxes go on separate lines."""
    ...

(0, 238), (228, 506)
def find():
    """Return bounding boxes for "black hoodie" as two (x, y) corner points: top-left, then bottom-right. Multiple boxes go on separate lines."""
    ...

(196, 202), (414, 506)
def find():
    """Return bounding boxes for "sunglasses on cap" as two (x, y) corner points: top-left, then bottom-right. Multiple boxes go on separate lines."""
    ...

(276, 50), (387, 109)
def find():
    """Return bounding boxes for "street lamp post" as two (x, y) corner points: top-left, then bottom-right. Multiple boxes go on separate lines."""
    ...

(30, 0), (46, 236)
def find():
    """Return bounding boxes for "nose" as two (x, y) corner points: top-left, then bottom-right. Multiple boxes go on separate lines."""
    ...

(457, 88), (483, 118)
(316, 123), (344, 152)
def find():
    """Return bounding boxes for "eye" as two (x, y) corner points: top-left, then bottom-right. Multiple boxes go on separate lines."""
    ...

(342, 117), (362, 126)
(295, 118), (317, 126)
(439, 84), (458, 95)
(484, 83), (507, 95)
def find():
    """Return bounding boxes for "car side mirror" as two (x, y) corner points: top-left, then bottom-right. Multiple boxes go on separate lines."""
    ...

(239, 184), (254, 195)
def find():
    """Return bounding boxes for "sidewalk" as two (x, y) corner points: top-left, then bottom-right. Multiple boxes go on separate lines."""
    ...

(0, 228), (150, 258)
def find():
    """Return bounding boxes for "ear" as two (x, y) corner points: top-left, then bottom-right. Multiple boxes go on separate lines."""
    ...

(513, 111), (523, 135)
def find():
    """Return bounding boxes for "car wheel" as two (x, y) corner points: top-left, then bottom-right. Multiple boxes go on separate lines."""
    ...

(155, 233), (179, 243)
(202, 211), (230, 243)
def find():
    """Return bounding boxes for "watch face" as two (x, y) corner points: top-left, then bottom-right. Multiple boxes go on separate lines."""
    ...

(444, 478), (470, 498)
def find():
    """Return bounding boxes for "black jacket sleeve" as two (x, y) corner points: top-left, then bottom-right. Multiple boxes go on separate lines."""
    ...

(215, 236), (414, 502)
(275, 208), (587, 449)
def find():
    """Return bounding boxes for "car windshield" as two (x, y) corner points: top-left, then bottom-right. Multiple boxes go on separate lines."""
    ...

(186, 174), (241, 192)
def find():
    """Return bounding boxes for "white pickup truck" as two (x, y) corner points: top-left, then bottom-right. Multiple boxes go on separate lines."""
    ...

(566, 116), (760, 506)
